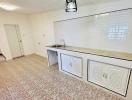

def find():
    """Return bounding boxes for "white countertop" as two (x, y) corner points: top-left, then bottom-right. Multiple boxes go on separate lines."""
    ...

(47, 46), (132, 61)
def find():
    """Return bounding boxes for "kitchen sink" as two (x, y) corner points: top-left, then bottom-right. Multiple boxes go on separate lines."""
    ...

(51, 44), (64, 48)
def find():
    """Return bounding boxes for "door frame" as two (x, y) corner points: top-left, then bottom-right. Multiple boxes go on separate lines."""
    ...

(4, 24), (24, 59)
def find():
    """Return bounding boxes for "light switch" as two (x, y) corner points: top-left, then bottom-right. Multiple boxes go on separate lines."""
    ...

(43, 34), (46, 37)
(38, 42), (41, 45)
(22, 34), (25, 37)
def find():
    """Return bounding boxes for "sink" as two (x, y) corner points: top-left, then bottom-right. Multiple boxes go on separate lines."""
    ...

(51, 44), (64, 48)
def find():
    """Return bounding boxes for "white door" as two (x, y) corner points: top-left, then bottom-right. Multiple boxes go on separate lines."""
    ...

(61, 54), (82, 77)
(71, 56), (82, 77)
(4, 24), (24, 58)
(107, 64), (130, 96)
(88, 61), (130, 96)
(61, 54), (71, 73)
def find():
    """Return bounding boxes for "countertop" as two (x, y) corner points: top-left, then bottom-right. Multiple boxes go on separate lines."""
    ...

(47, 46), (132, 61)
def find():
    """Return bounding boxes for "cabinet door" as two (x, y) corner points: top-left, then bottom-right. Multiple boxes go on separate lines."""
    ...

(61, 54), (82, 77)
(88, 61), (130, 96)
(107, 65), (130, 96)
(61, 54), (71, 73)
(71, 56), (82, 77)
(88, 61), (107, 87)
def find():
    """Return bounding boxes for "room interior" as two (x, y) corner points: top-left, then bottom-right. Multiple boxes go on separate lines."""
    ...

(0, 0), (132, 100)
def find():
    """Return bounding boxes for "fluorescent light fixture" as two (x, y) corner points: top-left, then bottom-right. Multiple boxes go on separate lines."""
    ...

(0, 2), (19, 11)
(66, 0), (77, 12)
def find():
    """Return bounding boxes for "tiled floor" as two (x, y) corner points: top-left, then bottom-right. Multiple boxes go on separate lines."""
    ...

(0, 54), (124, 100)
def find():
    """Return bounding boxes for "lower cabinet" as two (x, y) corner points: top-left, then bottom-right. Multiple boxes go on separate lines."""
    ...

(59, 52), (131, 96)
(88, 61), (131, 96)
(61, 54), (82, 77)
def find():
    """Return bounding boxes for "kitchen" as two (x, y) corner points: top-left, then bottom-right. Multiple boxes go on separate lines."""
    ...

(0, 0), (132, 100)
(47, 7), (132, 97)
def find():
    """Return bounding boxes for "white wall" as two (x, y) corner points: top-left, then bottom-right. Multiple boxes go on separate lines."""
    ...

(30, 0), (132, 57)
(0, 0), (131, 99)
(29, 1), (132, 99)
(0, 12), (34, 60)
(54, 9), (132, 53)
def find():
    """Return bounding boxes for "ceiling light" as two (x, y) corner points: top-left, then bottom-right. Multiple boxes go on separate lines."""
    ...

(0, 2), (19, 11)
(65, 0), (77, 12)
(100, 13), (110, 16)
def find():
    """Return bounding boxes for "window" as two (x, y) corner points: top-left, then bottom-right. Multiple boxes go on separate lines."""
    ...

(108, 25), (128, 40)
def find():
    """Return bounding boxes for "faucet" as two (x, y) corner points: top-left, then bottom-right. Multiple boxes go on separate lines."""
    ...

(61, 39), (66, 47)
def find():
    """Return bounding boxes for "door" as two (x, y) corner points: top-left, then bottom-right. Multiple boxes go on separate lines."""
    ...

(107, 64), (130, 96)
(61, 54), (72, 73)
(88, 61), (130, 96)
(71, 56), (82, 77)
(4, 24), (24, 58)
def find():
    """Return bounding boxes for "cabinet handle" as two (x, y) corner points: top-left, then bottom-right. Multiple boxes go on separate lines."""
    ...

(103, 73), (108, 79)
(69, 63), (72, 67)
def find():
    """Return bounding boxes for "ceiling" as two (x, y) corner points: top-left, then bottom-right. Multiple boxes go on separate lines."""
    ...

(0, 0), (119, 14)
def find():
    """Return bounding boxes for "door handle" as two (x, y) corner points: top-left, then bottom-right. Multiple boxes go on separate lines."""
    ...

(19, 40), (22, 42)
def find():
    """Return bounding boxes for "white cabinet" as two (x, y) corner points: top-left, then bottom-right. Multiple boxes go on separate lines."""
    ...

(61, 54), (82, 77)
(88, 61), (131, 96)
